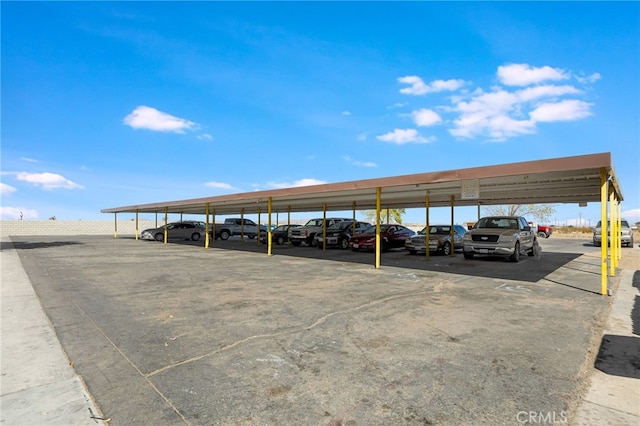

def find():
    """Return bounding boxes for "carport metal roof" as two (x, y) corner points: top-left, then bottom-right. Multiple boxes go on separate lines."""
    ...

(102, 152), (623, 216)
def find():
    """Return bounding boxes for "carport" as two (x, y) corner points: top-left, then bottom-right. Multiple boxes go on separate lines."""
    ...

(102, 152), (625, 295)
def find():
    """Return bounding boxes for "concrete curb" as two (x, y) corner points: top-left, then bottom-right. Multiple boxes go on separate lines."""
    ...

(0, 237), (105, 425)
(572, 266), (640, 425)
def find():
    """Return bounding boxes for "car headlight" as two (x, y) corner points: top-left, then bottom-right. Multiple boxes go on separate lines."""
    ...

(499, 234), (515, 243)
(463, 234), (471, 241)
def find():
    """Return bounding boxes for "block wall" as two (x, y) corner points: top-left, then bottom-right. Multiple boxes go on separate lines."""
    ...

(0, 220), (158, 236)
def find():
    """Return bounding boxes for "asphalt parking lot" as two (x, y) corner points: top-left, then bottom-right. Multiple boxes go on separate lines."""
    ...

(8, 235), (628, 425)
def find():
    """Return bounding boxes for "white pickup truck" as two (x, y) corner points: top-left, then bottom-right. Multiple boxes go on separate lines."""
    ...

(212, 218), (267, 240)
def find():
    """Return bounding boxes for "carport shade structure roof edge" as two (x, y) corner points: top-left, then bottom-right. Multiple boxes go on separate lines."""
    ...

(101, 152), (623, 217)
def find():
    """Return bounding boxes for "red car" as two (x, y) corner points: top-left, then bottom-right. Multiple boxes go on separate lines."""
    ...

(349, 224), (416, 251)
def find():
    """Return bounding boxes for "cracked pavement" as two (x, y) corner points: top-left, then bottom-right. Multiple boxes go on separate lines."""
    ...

(10, 235), (615, 425)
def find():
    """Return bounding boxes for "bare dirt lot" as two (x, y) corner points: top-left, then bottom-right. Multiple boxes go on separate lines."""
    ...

(8, 235), (635, 425)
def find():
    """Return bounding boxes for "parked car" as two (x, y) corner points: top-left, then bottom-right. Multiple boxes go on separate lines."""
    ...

(289, 217), (352, 246)
(593, 219), (634, 247)
(314, 221), (371, 249)
(212, 218), (266, 240)
(462, 216), (537, 262)
(405, 224), (467, 255)
(140, 221), (206, 242)
(259, 224), (302, 245)
(349, 224), (416, 252)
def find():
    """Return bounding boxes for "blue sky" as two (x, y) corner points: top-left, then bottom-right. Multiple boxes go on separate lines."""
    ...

(2, 1), (639, 226)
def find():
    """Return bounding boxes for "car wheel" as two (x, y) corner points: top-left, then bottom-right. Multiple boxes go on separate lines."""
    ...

(538, 231), (547, 238)
(220, 230), (230, 240)
(594, 240), (601, 247)
(191, 233), (201, 241)
(463, 252), (474, 259)
(275, 235), (285, 245)
(339, 238), (349, 250)
(307, 235), (316, 247)
(442, 241), (452, 256)
(509, 242), (520, 262)
(154, 233), (164, 242)
(528, 241), (538, 257)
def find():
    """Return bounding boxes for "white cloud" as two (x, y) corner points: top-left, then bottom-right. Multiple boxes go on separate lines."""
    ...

(398, 76), (467, 95)
(412, 108), (442, 127)
(387, 102), (407, 109)
(516, 85), (582, 102)
(376, 129), (433, 144)
(21, 157), (39, 163)
(197, 133), (213, 141)
(529, 100), (593, 122)
(1, 183), (16, 195)
(16, 172), (84, 190)
(343, 156), (377, 168)
(0, 207), (38, 220)
(123, 106), (196, 133)
(449, 89), (537, 140)
(576, 72), (601, 84)
(205, 181), (234, 190)
(266, 178), (328, 189)
(450, 113), (536, 141)
(341, 111), (352, 116)
(388, 63), (597, 142)
(498, 64), (569, 86)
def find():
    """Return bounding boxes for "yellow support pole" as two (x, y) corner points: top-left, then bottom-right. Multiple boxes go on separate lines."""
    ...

(376, 187), (381, 269)
(425, 196), (430, 261)
(450, 195), (455, 257)
(164, 207), (168, 244)
(135, 210), (139, 240)
(610, 191), (617, 276)
(268, 197), (273, 256)
(600, 169), (608, 296)
(114, 213), (118, 239)
(205, 203), (210, 249)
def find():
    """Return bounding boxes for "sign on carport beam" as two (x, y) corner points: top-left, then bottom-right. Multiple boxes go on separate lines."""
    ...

(461, 179), (480, 200)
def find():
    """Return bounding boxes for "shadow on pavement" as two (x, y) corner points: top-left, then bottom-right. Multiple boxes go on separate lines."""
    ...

(0, 240), (84, 251)
(196, 239), (589, 286)
(595, 334), (640, 379)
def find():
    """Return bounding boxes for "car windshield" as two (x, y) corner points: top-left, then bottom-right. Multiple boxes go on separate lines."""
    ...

(327, 222), (351, 231)
(476, 217), (519, 229)
(417, 226), (451, 235)
(596, 220), (629, 228)
(305, 219), (324, 226)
